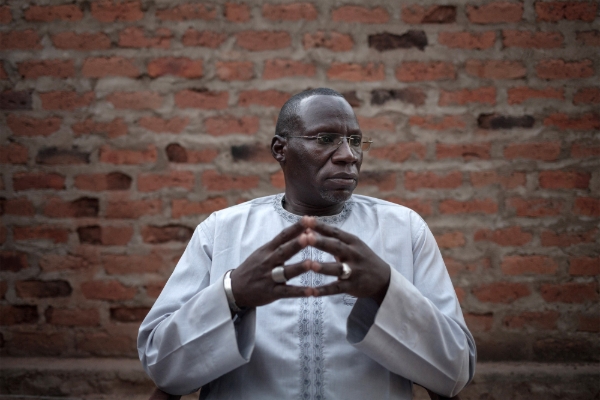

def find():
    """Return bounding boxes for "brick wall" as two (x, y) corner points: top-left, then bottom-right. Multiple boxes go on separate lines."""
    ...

(0, 0), (598, 362)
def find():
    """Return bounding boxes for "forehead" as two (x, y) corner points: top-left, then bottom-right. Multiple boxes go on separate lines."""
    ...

(296, 95), (359, 133)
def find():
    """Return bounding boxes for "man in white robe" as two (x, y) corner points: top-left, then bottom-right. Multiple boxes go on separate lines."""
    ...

(138, 88), (476, 399)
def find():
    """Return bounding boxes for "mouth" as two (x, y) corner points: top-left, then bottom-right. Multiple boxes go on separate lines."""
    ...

(326, 173), (358, 186)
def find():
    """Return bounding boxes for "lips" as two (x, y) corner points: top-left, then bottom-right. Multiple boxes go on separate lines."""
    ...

(326, 172), (358, 186)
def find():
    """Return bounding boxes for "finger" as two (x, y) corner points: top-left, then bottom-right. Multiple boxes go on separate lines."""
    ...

(268, 233), (309, 265)
(311, 262), (344, 277)
(313, 281), (352, 297)
(272, 284), (315, 299)
(306, 219), (356, 244)
(280, 260), (314, 280)
(266, 220), (308, 251)
(306, 232), (350, 258)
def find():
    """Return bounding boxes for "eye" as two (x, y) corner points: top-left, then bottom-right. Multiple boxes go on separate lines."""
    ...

(348, 136), (362, 147)
(316, 133), (338, 145)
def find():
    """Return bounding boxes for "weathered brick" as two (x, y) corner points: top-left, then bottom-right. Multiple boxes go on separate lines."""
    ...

(7, 115), (62, 137)
(507, 87), (564, 104)
(39, 249), (98, 272)
(0, 305), (38, 325)
(539, 171), (590, 189)
(106, 91), (163, 110)
(231, 144), (274, 163)
(156, 3), (216, 20)
(36, 147), (90, 165)
(409, 115), (465, 130)
(569, 257), (600, 276)
(504, 311), (559, 330)
(40, 91), (94, 110)
(541, 229), (596, 247)
(138, 116), (189, 134)
(332, 5), (389, 23)
(502, 255), (558, 275)
(271, 171), (285, 189)
(369, 31), (428, 51)
(384, 197), (433, 216)
(51, 32), (111, 50)
(358, 171), (397, 191)
(370, 142), (426, 163)
(0, 30), (41, 50)
(43, 197), (99, 218)
(303, 31), (354, 51)
(91, 1), (143, 22)
(110, 307), (151, 322)
(543, 113), (600, 130)
(225, 3), (250, 22)
(77, 225), (133, 246)
(202, 170), (260, 191)
(166, 144), (218, 164)
(182, 29), (227, 48)
(466, 60), (526, 79)
(82, 57), (139, 78)
(205, 115), (259, 136)
(438, 31), (496, 49)
(478, 114), (535, 129)
(439, 198), (498, 214)
(535, 1), (597, 22)
(571, 141), (600, 158)
(146, 282), (165, 298)
(357, 116), (394, 132)
(16, 280), (72, 298)
(574, 197), (600, 216)
(10, 332), (68, 356)
(236, 31), (291, 51)
(371, 88), (426, 106)
(439, 87), (496, 106)
(465, 313), (494, 332)
(404, 171), (462, 190)
(262, 3), (317, 20)
(578, 315), (600, 332)
(473, 282), (530, 303)
(106, 198), (161, 219)
(502, 30), (563, 48)
(81, 280), (136, 300)
(434, 231), (466, 248)
(99, 145), (157, 165)
(174, 90), (228, 109)
(72, 118), (127, 138)
(541, 282), (598, 303)
(118, 27), (171, 49)
(504, 142), (561, 161)
(396, 61), (455, 82)
(238, 90), (289, 107)
(573, 87), (600, 104)
(327, 63), (385, 82)
(0, 64), (7, 79)
(436, 143), (491, 160)
(102, 252), (165, 274)
(467, 2), (523, 23)
(13, 172), (65, 191)
(576, 30), (600, 46)
(18, 60), (75, 79)
(141, 224), (194, 243)
(24, 4), (83, 21)
(172, 197), (228, 218)
(138, 171), (195, 192)
(215, 61), (253, 81)
(475, 226), (533, 246)
(507, 197), (563, 217)
(1, 197), (35, 216)
(536, 59), (594, 79)
(0, 251), (28, 272)
(0, 90), (32, 110)
(45, 307), (99, 326)
(76, 332), (135, 357)
(148, 57), (203, 78)
(401, 5), (456, 24)
(263, 59), (316, 79)
(75, 172), (132, 191)
(0, 6), (12, 23)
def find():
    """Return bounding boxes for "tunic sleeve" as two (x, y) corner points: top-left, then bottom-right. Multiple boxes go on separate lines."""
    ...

(346, 217), (476, 397)
(137, 216), (256, 395)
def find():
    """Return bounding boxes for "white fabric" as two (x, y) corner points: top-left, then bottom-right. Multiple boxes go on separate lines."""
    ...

(138, 194), (476, 399)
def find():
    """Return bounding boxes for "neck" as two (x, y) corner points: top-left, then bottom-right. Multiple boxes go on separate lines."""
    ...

(282, 193), (346, 216)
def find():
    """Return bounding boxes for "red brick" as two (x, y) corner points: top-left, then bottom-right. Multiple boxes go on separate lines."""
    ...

(0, 305), (37, 325)
(138, 116), (189, 134)
(507, 197), (563, 217)
(0, 64), (7, 79)
(39, 248), (98, 272)
(578, 315), (600, 332)
(504, 142), (561, 161)
(18, 60), (75, 79)
(573, 87), (600, 105)
(502, 30), (563, 48)
(574, 197), (600, 216)
(24, 4), (82, 21)
(174, 90), (228, 109)
(571, 141), (600, 158)
(0, 30), (41, 50)
(106, 197), (162, 219)
(536, 59), (594, 79)
(576, 30), (600, 46)
(146, 282), (165, 298)
(43, 197), (98, 218)
(402, 5), (456, 24)
(99, 145), (157, 165)
(405, 171), (462, 190)
(36, 147), (90, 166)
(438, 31), (495, 49)
(569, 257), (600, 276)
(142, 224), (193, 243)
(138, 171), (195, 192)
(0, 6), (12, 23)
(502, 255), (558, 275)
(466, 60), (526, 79)
(434, 231), (466, 248)
(535, 1), (597, 22)
(205, 115), (259, 136)
(148, 57), (203, 78)
(182, 30), (227, 48)
(327, 63), (384, 82)
(263, 3), (317, 20)
(91, 1), (143, 22)
(467, 2), (523, 23)
(0, 251), (28, 272)
(166, 144), (219, 164)
(215, 61), (253, 81)
(436, 143), (491, 160)
(542, 229), (596, 247)
(202, 170), (259, 191)
(370, 142), (426, 163)
(507, 87), (564, 104)
(475, 226), (532, 246)
(13, 172), (64, 191)
(225, 3), (250, 22)
(455, 287), (466, 303)
(81, 280), (136, 300)
(0, 143), (28, 165)
(16, 280), (72, 298)
(106, 91), (163, 110)
(156, 3), (216, 20)
(544, 113), (600, 130)
(7, 115), (62, 136)
(541, 282), (598, 303)
(172, 197), (228, 218)
(383, 197), (433, 216)
(10, 332), (68, 356)
(232, 144), (276, 163)
(82, 57), (139, 78)
(332, 5), (389, 23)
(440, 198), (497, 214)
(473, 282), (530, 303)
(439, 87), (496, 106)
(465, 313), (494, 332)
(78, 225), (134, 246)
(303, 31), (354, 51)
(236, 31), (291, 51)
(51, 32), (111, 50)
(269, 171), (286, 189)
(118, 27), (171, 49)
(357, 171), (396, 191)
(102, 252), (165, 274)
(539, 171), (590, 189)
(72, 118), (127, 138)
(40, 91), (94, 110)
(355, 116), (393, 132)
(264, 59), (316, 79)
(238, 90), (289, 108)
(74, 172), (132, 191)
(409, 115), (465, 130)
(396, 62), (455, 82)
(76, 332), (135, 357)
(504, 311), (559, 330)
(111, 307), (151, 322)
(1, 197), (35, 216)
(45, 307), (99, 326)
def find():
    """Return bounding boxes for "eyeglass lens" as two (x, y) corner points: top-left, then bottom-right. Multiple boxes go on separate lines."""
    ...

(316, 133), (371, 151)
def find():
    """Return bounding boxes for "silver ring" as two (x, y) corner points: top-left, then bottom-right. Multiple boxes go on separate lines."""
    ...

(271, 266), (287, 283)
(340, 263), (352, 280)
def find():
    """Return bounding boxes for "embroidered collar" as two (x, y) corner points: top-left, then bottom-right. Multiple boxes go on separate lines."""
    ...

(272, 193), (353, 225)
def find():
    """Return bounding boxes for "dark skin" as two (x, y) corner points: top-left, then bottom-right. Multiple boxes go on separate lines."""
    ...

(231, 95), (390, 308)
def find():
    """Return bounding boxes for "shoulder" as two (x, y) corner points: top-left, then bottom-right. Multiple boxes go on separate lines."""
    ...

(199, 194), (279, 230)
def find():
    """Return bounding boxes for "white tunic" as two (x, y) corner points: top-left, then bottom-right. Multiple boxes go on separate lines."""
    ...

(138, 194), (476, 399)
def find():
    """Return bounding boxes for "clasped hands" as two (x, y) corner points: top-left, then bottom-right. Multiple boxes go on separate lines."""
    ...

(230, 216), (391, 309)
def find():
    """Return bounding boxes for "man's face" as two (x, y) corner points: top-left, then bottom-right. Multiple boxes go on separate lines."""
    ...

(281, 95), (363, 208)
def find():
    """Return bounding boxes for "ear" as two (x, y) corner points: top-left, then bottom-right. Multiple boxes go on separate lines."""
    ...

(271, 135), (286, 163)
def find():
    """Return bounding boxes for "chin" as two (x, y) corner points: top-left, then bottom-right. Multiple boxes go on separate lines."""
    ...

(319, 188), (354, 204)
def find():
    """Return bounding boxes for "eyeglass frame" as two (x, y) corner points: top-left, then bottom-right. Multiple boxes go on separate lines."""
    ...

(280, 132), (373, 152)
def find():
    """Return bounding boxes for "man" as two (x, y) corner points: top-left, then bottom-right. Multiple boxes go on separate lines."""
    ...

(138, 88), (476, 399)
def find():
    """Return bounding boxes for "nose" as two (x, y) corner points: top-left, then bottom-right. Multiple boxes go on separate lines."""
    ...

(331, 138), (359, 164)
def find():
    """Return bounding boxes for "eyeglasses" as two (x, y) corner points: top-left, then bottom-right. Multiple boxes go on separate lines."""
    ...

(285, 133), (373, 152)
